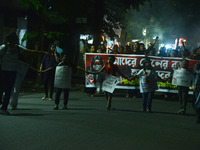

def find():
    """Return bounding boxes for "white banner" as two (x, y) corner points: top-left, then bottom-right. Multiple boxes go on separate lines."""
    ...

(102, 75), (120, 93)
(54, 66), (72, 89)
(172, 69), (194, 87)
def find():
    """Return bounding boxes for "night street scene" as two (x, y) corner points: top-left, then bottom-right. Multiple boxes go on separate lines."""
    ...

(0, 0), (200, 150)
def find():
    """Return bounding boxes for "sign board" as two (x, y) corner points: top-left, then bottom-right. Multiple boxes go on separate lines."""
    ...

(54, 66), (72, 88)
(102, 75), (120, 93)
(85, 53), (200, 93)
(172, 69), (194, 87)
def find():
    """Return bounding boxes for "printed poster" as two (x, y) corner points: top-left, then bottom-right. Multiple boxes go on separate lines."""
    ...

(172, 69), (194, 87)
(102, 75), (120, 93)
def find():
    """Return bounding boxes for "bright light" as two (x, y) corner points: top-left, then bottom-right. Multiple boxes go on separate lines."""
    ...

(142, 28), (146, 36)
(80, 34), (94, 44)
(165, 44), (172, 49)
(132, 39), (139, 42)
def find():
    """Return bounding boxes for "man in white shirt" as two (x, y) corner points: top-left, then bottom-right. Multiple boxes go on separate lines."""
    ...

(0, 32), (48, 115)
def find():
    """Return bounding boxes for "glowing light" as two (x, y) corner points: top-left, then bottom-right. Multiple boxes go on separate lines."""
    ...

(142, 28), (146, 36)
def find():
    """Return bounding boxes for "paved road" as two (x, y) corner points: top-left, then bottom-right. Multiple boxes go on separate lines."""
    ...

(0, 89), (199, 150)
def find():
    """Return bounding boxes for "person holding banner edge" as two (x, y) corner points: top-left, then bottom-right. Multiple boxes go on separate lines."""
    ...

(0, 32), (49, 115)
(129, 58), (165, 112)
(78, 55), (129, 111)
(39, 43), (60, 101)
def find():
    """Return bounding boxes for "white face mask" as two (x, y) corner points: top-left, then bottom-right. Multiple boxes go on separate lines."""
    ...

(93, 60), (102, 71)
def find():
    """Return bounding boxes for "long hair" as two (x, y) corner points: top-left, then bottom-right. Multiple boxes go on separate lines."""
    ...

(90, 56), (104, 71)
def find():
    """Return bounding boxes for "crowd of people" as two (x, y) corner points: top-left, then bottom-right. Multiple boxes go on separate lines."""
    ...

(80, 39), (200, 123)
(0, 33), (200, 124)
(82, 38), (200, 60)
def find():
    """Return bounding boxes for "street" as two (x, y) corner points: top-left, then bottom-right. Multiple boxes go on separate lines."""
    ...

(0, 89), (199, 150)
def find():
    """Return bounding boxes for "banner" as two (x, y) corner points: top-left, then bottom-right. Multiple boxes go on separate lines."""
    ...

(172, 69), (194, 87)
(102, 75), (120, 93)
(85, 53), (200, 93)
(54, 66), (72, 88)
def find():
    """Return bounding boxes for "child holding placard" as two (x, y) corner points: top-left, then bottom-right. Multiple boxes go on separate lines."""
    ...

(78, 55), (128, 111)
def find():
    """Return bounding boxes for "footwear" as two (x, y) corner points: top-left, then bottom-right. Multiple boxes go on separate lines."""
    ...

(106, 107), (111, 111)
(147, 109), (152, 113)
(42, 95), (48, 100)
(49, 97), (52, 101)
(141, 108), (146, 112)
(62, 105), (68, 110)
(126, 94), (130, 98)
(54, 105), (58, 110)
(0, 110), (10, 115)
(178, 108), (185, 114)
(90, 94), (94, 97)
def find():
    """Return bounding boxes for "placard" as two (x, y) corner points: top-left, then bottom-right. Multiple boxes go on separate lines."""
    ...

(172, 69), (193, 87)
(102, 75), (120, 93)
(54, 66), (72, 88)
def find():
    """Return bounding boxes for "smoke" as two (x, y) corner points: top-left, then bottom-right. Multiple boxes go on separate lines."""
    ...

(126, 0), (200, 50)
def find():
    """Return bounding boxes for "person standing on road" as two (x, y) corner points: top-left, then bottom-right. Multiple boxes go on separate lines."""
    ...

(176, 59), (191, 115)
(40, 53), (73, 110)
(0, 32), (48, 115)
(40, 43), (59, 101)
(78, 55), (129, 111)
(129, 58), (164, 112)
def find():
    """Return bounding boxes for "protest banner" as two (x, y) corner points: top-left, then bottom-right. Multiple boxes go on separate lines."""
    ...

(172, 69), (194, 87)
(102, 75), (120, 93)
(85, 53), (200, 93)
(54, 66), (72, 88)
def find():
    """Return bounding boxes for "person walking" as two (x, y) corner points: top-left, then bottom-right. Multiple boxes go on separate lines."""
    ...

(78, 55), (128, 111)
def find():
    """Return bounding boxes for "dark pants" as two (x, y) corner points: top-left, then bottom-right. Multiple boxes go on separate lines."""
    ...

(1, 70), (17, 110)
(193, 88), (200, 120)
(142, 92), (154, 111)
(178, 86), (189, 110)
(43, 71), (55, 98)
(55, 88), (69, 106)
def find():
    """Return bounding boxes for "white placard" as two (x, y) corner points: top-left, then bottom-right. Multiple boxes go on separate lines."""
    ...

(54, 66), (72, 88)
(172, 69), (193, 87)
(102, 75), (120, 93)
